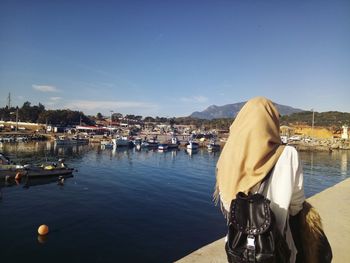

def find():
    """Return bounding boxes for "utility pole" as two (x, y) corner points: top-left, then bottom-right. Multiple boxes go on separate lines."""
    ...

(110, 110), (114, 127)
(311, 108), (315, 138)
(7, 93), (11, 108)
(15, 107), (18, 132)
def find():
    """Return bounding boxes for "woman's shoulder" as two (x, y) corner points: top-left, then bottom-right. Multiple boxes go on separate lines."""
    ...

(279, 145), (300, 162)
(281, 145), (298, 155)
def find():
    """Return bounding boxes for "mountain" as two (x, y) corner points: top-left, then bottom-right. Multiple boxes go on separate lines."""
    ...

(190, 102), (304, 120)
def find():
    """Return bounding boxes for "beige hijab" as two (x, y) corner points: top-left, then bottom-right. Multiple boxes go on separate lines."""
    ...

(214, 97), (285, 212)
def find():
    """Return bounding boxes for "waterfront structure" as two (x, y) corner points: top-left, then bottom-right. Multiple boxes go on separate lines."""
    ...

(341, 125), (349, 140)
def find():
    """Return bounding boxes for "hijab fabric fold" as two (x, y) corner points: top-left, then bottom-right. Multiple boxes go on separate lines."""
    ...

(214, 97), (285, 212)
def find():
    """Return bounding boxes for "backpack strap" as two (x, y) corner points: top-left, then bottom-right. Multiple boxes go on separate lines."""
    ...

(257, 172), (271, 194)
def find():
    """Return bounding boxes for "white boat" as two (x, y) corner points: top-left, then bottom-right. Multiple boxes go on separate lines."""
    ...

(112, 137), (132, 147)
(55, 135), (88, 145)
(158, 143), (168, 151)
(0, 153), (74, 181)
(186, 140), (199, 150)
(71, 135), (89, 144)
(207, 140), (220, 152)
(101, 140), (114, 149)
(54, 136), (71, 145)
(167, 137), (179, 149)
(133, 138), (142, 146)
(142, 138), (159, 148)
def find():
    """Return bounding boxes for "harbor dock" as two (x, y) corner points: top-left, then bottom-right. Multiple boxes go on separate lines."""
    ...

(176, 178), (350, 263)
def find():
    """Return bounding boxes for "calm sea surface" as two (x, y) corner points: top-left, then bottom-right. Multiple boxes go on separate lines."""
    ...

(0, 142), (349, 262)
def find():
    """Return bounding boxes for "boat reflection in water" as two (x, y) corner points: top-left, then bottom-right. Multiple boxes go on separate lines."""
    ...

(185, 148), (199, 157)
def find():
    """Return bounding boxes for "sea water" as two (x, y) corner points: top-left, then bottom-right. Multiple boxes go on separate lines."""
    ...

(0, 142), (349, 262)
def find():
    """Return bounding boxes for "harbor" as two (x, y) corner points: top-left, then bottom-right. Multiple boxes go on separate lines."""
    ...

(1, 0), (349, 262)
(0, 141), (349, 262)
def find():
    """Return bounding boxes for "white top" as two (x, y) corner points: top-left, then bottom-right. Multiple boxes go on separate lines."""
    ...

(264, 145), (305, 263)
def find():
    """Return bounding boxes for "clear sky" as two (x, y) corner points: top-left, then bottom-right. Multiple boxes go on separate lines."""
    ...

(1, 0), (349, 117)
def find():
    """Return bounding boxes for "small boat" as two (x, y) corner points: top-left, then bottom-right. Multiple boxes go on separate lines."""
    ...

(71, 135), (89, 144)
(142, 138), (159, 148)
(55, 135), (89, 145)
(207, 140), (221, 152)
(167, 137), (180, 149)
(133, 138), (142, 146)
(54, 135), (72, 145)
(186, 140), (199, 150)
(101, 140), (114, 149)
(0, 153), (74, 181)
(112, 137), (133, 147)
(158, 143), (168, 151)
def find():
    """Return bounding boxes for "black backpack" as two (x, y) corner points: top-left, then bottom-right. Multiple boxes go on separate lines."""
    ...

(225, 187), (291, 262)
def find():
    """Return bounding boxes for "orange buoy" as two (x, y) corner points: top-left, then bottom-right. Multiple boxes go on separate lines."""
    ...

(38, 224), (49, 236)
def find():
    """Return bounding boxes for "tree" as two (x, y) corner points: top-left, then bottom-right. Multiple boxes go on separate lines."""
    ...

(112, 113), (123, 121)
(135, 115), (143, 121)
(125, 114), (135, 120)
(96, 112), (103, 120)
(144, 116), (155, 122)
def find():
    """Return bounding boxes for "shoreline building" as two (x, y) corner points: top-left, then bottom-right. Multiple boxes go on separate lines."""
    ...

(341, 125), (349, 140)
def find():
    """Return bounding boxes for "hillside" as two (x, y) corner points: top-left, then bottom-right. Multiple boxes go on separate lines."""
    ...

(280, 111), (350, 127)
(190, 102), (303, 120)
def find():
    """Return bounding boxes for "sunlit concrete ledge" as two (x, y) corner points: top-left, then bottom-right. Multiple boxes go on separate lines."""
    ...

(176, 178), (350, 263)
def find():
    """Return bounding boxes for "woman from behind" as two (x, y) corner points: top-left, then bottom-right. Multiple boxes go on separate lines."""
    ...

(214, 97), (305, 262)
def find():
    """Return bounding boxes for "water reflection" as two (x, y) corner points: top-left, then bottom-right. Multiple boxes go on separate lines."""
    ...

(341, 151), (348, 176)
(186, 148), (198, 157)
(37, 235), (48, 244)
(171, 149), (177, 159)
(310, 151), (314, 175)
(0, 142), (349, 263)
(299, 150), (350, 197)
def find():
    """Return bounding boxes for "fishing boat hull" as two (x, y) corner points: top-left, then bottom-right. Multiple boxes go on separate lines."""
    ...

(186, 142), (199, 150)
(0, 167), (74, 179)
(158, 144), (168, 151)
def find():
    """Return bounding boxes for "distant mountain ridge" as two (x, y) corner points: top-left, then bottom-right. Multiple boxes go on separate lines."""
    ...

(190, 102), (304, 120)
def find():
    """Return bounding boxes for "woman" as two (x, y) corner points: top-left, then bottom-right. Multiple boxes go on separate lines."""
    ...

(214, 97), (305, 263)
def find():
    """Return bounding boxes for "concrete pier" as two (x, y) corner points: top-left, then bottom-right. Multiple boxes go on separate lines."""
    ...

(176, 178), (350, 263)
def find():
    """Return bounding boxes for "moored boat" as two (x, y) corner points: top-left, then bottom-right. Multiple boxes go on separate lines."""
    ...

(186, 140), (199, 150)
(207, 140), (221, 152)
(0, 153), (74, 181)
(101, 140), (114, 149)
(55, 135), (89, 145)
(167, 137), (180, 149)
(71, 135), (89, 144)
(158, 143), (168, 151)
(112, 137), (133, 147)
(54, 135), (71, 145)
(141, 138), (159, 148)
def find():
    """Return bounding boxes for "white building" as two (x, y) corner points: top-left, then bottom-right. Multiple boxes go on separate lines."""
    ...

(341, 125), (349, 140)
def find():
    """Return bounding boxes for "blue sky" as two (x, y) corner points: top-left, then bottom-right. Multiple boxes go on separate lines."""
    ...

(0, 0), (349, 117)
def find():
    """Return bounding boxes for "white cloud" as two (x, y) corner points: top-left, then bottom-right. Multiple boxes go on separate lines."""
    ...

(62, 100), (158, 112)
(32, 84), (60, 92)
(180, 96), (208, 103)
(49, 97), (62, 101)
